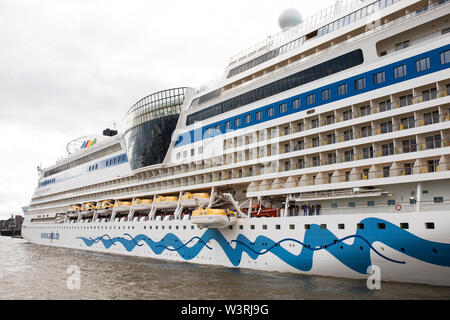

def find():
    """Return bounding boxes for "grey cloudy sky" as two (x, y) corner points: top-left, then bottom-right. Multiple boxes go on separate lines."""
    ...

(0, 0), (335, 219)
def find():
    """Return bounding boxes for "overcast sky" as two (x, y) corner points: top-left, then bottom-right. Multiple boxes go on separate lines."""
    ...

(0, 0), (335, 219)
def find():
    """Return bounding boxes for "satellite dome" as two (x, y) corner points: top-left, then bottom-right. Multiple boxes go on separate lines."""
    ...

(278, 8), (303, 30)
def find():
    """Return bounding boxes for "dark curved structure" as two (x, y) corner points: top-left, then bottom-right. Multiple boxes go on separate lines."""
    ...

(123, 87), (187, 170)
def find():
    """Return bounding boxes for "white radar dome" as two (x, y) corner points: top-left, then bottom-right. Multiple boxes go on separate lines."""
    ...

(278, 8), (303, 30)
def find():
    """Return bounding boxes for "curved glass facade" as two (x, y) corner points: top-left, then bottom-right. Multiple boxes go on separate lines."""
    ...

(123, 87), (187, 170)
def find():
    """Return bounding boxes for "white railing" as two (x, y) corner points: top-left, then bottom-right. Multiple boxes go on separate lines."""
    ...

(222, 0), (449, 97)
(228, 0), (373, 65)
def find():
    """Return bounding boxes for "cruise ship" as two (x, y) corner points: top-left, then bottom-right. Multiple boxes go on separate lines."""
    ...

(22, 0), (450, 286)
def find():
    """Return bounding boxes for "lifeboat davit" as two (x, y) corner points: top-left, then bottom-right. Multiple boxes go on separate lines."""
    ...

(180, 192), (210, 208)
(191, 208), (237, 229)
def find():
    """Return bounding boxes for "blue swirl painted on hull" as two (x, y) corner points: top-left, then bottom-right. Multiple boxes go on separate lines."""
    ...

(76, 218), (450, 274)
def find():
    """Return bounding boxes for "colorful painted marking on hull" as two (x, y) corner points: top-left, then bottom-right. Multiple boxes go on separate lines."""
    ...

(77, 218), (450, 274)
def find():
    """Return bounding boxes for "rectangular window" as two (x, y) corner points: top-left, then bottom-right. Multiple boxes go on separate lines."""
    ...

(267, 107), (275, 117)
(293, 98), (301, 110)
(383, 166), (390, 178)
(373, 71), (386, 85)
(426, 134), (442, 149)
(306, 94), (315, 105)
(234, 118), (241, 128)
(343, 110), (352, 121)
(225, 121), (231, 130)
(361, 126), (372, 138)
(279, 103), (287, 113)
(326, 115), (335, 125)
(434, 197), (444, 204)
(416, 57), (430, 72)
(255, 111), (262, 121)
(402, 139), (417, 153)
(394, 64), (407, 79)
(245, 114), (251, 124)
(379, 100), (392, 112)
(338, 83), (348, 96)
(380, 121), (393, 133)
(360, 105), (371, 116)
(382, 143), (394, 156)
(355, 77), (366, 90)
(395, 40), (410, 51)
(322, 89), (331, 101)
(399, 94), (412, 107)
(441, 50), (450, 64)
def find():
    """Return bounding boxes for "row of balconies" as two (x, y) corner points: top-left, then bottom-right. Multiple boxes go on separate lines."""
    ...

(30, 82), (450, 207)
(223, 85), (449, 151)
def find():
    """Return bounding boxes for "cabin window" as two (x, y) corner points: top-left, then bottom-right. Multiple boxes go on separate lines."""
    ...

(425, 222), (435, 230)
(373, 71), (385, 85)
(394, 64), (407, 79)
(441, 50), (450, 64)
(338, 83), (348, 96)
(416, 57), (430, 72)
(434, 197), (444, 204)
(355, 77), (366, 90)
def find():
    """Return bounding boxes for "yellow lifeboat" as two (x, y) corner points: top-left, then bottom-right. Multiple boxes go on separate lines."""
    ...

(191, 208), (237, 229)
(114, 200), (132, 212)
(181, 192), (210, 208)
(101, 200), (114, 210)
(94, 200), (114, 214)
(133, 198), (154, 210)
(67, 204), (81, 213)
(81, 202), (96, 211)
(154, 196), (178, 209)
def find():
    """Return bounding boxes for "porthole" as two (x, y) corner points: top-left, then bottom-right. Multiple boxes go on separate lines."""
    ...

(377, 223), (386, 229)
(357, 223), (364, 229)
(304, 224), (311, 230)
(338, 224), (345, 230)
(425, 222), (435, 230)
(400, 223), (409, 229)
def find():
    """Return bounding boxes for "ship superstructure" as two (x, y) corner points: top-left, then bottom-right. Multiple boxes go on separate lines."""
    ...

(23, 0), (450, 286)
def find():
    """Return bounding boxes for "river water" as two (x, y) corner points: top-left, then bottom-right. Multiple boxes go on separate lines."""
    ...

(1, 237), (450, 300)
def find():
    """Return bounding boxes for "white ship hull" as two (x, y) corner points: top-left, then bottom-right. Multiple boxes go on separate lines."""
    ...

(23, 211), (450, 286)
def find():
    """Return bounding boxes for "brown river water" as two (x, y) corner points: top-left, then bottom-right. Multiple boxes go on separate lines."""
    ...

(1, 237), (450, 300)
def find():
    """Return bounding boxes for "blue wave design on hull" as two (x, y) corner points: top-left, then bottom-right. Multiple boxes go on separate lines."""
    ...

(77, 218), (450, 274)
